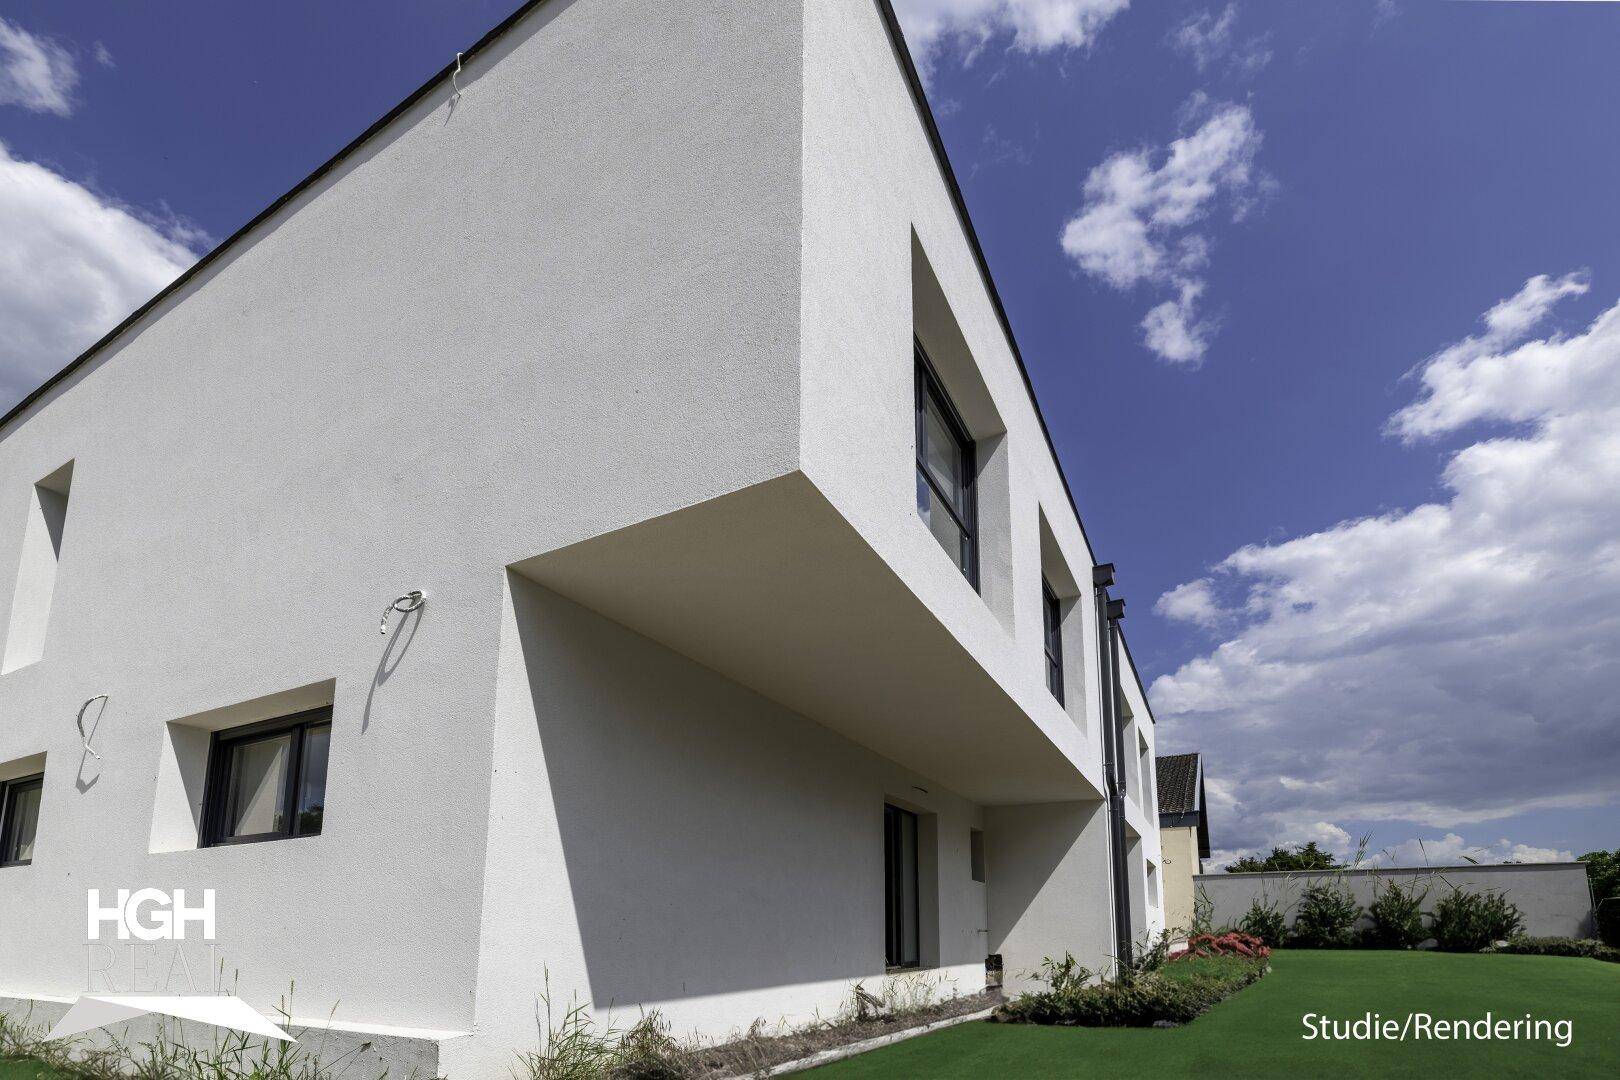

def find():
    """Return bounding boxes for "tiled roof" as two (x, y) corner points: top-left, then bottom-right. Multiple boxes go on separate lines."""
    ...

(1156, 752), (1202, 815)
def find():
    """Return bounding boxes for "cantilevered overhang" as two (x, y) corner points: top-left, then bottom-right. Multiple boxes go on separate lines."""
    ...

(514, 471), (1094, 805)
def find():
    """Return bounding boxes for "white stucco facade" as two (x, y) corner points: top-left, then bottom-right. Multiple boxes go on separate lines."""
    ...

(0, 2), (1162, 1074)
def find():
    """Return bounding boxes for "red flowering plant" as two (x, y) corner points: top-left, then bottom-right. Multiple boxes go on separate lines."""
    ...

(1170, 931), (1271, 961)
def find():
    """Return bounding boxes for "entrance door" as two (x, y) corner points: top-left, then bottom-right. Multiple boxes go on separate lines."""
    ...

(883, 803), (920, 968)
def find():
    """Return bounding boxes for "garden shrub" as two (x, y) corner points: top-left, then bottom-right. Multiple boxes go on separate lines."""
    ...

(1597, 897), (1620, 948)
(1364, 879), (1428, 948)
(1174, 931), (1272, 961)
(1119, 932), (1173, 981)
(1488, 936), (1620, 963)
(1036, 952), (1092, 995)
(1578, 849), (1618, 944)
(1289, 883), (1361, 948)
(1237, 900), (1286, 948)
(1430, 887), (1524, 952)
(994, 953), (1268, 1028)
(1188, 887), (1216, 937)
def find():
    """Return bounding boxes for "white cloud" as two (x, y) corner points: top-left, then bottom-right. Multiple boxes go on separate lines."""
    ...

(891, 0), (1131, 79)
(1388, 271), (1592, 440)
(1209, 830), (1570, 872)
(1167, 5), (1271, 78)
(1141, 282), (1213, 365)
(1060, 97), (1263, 364)
(1169, 5), (1237, 71)
(1296, 821), (1355, 856)
(1155, 576), (1224, 627)
(0, 16), (78, 116)
(1368, 833), (1573, 868)
(1152, 273), (1620, 858)
(0, 141), (200, 407)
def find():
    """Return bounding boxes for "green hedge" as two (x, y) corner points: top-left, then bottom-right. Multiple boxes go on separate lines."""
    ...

(1488, 936), (1620, 963)
(994, 954), (1268, 1028)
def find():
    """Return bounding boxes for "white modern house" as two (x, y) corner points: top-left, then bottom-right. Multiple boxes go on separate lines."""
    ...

(0, 1), (1163, 1074)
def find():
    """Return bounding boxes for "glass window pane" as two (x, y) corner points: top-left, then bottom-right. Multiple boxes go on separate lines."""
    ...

(897, 809), (919, 966)
(225, 734), (291, 838)
(921, 396), (964, 506)
(917, 479), (969, 575)
(295, 724), (330, 836)
(884, 804), (922, 967)
(4, 781), (42, 863)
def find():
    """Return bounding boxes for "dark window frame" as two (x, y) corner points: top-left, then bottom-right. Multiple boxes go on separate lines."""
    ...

(200, 707), (332, 848)
(969, 827), (986, 884)
(0, 773), (44, 868)
(883, 803), (921, 970)
(915, 343), (979, 589)
(1043, 580), (1064, 704)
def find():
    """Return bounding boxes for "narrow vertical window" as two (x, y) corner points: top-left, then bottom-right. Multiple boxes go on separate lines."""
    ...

(970, 828), (986, 884)
(2, 462), (73, 673)
(0, 774), (43, 867)
(1138, 733), (1153, 809)
(883, 803), (920, 969)
(1043, 580), (1064, 704)
(202, 708), (332, 847)
(915, 346), (977, 588)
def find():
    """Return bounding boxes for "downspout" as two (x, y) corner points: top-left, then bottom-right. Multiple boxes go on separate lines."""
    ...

(1093, 564), (1134, 969)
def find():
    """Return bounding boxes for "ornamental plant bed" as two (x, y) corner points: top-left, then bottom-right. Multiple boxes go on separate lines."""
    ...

(686, 990), (999, 1077)
(2, 987), (998, 1080)
(991, 947), (1270, 1029)
(512, 981), (1002, 1080)
(1488, 936), (1620, 963)
(1174, 931), (1273, 960)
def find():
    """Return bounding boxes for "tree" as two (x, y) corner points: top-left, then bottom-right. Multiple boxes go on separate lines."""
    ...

(1579, 849), (1619, 944)
(1225, 841), (1341, 874)
(1579, 849), (1619, 902)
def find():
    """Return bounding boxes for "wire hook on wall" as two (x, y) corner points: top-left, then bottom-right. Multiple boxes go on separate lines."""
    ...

(77, 694), (109, 761)
(381, 591), (426, 635)
(450, 52), (464, 108)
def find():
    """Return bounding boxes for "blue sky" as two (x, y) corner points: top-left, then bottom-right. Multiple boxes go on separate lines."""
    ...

(1, 1), (1616, 868)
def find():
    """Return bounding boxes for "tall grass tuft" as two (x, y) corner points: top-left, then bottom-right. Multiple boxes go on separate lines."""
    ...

(1430, 887), (1524, 952)
(1364, 878), (1429, 948)
(0, 990), (389, 1080)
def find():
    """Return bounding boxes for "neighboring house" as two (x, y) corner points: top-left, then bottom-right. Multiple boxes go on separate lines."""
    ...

(0, 2), (1163, 1074)
(1156, 752), (1212, 936)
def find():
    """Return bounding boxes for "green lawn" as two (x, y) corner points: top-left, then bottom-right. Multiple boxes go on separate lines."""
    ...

(0, 1061), (74, 1080)
(812, 951), (1620, 1079)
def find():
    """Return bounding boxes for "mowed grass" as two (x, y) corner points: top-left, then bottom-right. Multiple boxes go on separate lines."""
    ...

(811, 950), (1620, 1079)
(0, 1061), (75, 1080)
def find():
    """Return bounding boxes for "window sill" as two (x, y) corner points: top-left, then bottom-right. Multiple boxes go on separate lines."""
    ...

(200, 831), (323, 850)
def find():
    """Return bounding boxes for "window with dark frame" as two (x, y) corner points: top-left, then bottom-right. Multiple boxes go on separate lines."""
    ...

(883, 803), (921, 969)
(970, 828), (986, 884)
(1043, 580), (1064, 704)
(201, 708), (332, 847)
(0, 773), (43, 867)
(915, 345), (978, 588)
